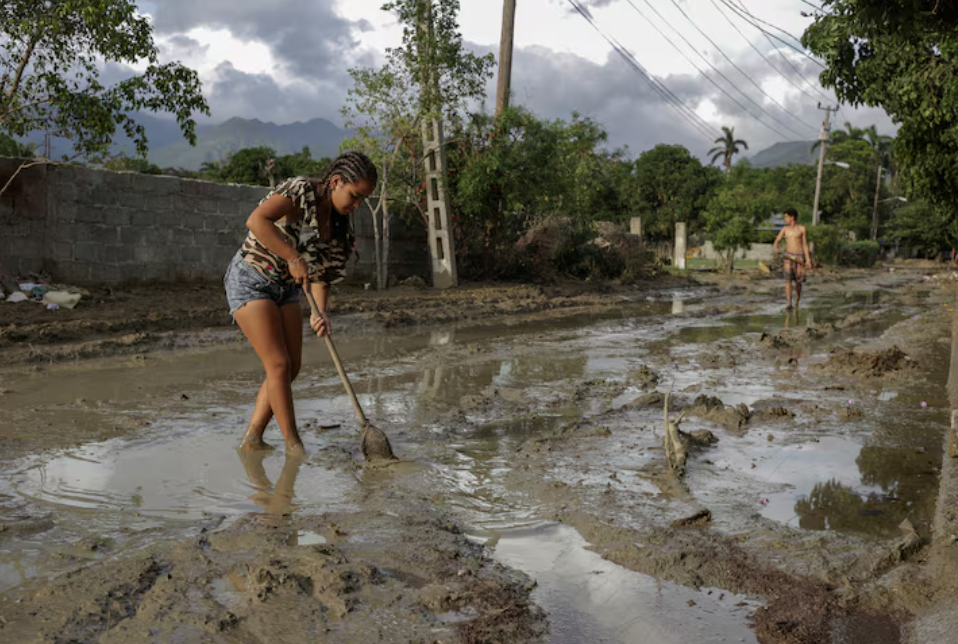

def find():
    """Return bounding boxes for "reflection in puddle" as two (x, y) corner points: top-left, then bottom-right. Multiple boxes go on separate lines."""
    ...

(489, 523), (760, 644)
(12, 429), (356, 520)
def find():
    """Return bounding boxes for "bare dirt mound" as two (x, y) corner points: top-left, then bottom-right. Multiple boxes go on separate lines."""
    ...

(814, 346), (914, 378)
(0, 493), (547, 643)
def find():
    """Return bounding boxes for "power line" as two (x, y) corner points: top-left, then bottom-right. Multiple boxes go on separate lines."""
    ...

(666, 0), (819, 135)
(710, 0), (834, 104)
(624, 0), (800, 140)
(565, 0), (719, 142)
(719, 0), (825, 68)
(718, 0), (835, 105)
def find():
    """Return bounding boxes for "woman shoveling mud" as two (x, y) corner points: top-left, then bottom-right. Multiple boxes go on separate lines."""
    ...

(224, 152), (377, 455)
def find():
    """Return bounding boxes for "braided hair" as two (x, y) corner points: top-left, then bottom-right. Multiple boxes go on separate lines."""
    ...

(317, 151), (378, 197)
(314, 151), (377, 245)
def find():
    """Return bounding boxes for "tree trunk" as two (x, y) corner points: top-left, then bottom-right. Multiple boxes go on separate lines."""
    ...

(381, 197), (392, 290)
(368, 194), (384, 291)
(726, 251), (735, 274)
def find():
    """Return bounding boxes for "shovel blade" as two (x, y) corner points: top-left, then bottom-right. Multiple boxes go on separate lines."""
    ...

(361, 423), (397, 462)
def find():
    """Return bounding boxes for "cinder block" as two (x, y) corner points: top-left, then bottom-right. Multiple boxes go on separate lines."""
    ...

(192, 231), (219, 248)
(133, 246), (161, 263)
(53, 241), (74, 261)
(75, 242), (103, 263)
(103, 245), (131, 265)
(88, 188), (118, 207)
(117, 192), (145, 210)
(103, 210), (132, 227)
(170, 228), (194, 246)
(182, 246), (203, 263)
(130, 210), (156, 228)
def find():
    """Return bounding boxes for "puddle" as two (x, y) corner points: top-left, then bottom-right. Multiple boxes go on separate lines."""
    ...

(11, 425), (357, 521)
(488, 523), (760, 644)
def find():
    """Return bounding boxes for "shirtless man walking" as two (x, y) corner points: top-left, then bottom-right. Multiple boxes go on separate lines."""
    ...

(773, 208), (811, 310)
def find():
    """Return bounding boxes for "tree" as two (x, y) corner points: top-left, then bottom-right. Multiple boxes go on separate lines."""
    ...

(819, 138), (878, 238)
(0, 132), (35, 158)
(100, 152), (162, 174)
(803, 2), (958, 218)
(634, 144), (719, 241)
(708, 126), (748, 173)
(0, 1), (209, 166)
(810, 121), (866, 153)
(703, 169), (777, 272)
(885, 198), (957, 259)
(342, 0), (494, 290)
(219, 147), (287, 186)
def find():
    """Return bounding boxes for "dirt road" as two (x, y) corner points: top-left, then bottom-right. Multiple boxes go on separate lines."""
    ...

(0, 266), (955, 643)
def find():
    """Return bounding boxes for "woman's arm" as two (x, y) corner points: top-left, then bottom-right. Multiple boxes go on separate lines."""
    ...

(245, 194), (301, 263)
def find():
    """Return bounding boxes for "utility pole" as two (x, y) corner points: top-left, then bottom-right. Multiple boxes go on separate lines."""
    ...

(812, 103), (838, 226)
(495, 0), (517, 119)
(870, 154), (885, 241)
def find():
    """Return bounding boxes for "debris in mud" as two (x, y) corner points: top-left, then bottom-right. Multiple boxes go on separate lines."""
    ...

(847, 518), (925, 581)
(663, 392), (690, 478)
(628, 391), (664, 408)
(672, 509), (713, 527)
(399, 275), (428, 289)
(839, 406), (865, 422)
(690, 395), (751, 434)
(628, 365), (660, 389)
(815, 346), (913, 378)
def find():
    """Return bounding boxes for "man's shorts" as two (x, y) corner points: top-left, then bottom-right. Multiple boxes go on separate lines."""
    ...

(783, 253), (806, 283)
(224, 251), (300, 318)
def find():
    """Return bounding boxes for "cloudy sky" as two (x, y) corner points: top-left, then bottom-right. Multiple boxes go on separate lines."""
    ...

(134, 0), (896, 158)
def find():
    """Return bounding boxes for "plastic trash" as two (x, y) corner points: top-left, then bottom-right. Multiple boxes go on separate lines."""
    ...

(759, 498), (770, 505)
(46, 303), (59, 311)
(41, 291), (82, 310)
(921, 401), (928, 408)
(17, 282), (38, 292)
(5, 291), (28, 303)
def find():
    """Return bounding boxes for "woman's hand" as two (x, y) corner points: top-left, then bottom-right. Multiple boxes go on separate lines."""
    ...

(288, 256), (309, 285)
(309, 311), (330, 337)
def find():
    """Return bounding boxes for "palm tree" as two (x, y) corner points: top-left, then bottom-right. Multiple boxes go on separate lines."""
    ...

(811, 121), (866, 153)
(708, 126), (748, 173)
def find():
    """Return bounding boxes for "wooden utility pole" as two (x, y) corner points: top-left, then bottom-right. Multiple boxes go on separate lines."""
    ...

(419, 0), (458, 288)
(812, 103), (838, 226)
(870, 155), (885, 241)
(495, 0), (517, 118)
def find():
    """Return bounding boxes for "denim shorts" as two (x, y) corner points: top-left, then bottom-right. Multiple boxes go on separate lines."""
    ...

(224, 252), (300, 318)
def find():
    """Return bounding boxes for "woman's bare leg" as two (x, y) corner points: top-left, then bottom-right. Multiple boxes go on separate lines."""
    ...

(234, 300), (304, 454)
(240, 303), (305, 450)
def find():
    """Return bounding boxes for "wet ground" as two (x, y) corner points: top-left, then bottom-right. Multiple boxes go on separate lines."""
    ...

(0, 269), (954, 643)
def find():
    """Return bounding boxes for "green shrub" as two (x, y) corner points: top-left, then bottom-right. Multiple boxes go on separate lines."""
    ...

(838, 240), (880, 267)
(807, 224), (841, 265)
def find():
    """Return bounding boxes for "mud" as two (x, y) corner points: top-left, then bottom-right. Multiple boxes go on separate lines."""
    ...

(1, 265), (956, 643)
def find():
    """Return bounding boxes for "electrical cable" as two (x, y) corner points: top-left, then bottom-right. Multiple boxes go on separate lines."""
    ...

(720, 0), (835, 105)
(625, 0), (799, 140)
(565, 0), (719, 142)
(709, 0), (833, 104)
(718, 0), (825, 68)
(666, 0), (819, 134)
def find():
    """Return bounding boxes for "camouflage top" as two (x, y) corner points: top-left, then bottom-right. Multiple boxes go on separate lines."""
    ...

(239, 177), (353, 285)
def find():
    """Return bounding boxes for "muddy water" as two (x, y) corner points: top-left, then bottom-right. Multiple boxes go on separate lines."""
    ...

(1, 279), (949, 642)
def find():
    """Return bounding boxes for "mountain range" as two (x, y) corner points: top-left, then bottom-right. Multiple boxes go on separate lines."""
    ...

(35, 114), (350, 170)
(31, 113), (818, 171)
(745, 140), (819, 169)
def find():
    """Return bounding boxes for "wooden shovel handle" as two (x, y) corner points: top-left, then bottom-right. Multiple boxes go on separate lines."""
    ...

(302, 286), (368, 427)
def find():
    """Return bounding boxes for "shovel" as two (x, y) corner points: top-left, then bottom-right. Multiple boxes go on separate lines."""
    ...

(302, 287), (397, 463)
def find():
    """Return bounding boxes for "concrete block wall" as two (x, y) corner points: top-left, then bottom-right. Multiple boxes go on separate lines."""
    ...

(0, 157), (429, 286)
(698, 241), (776, 262)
